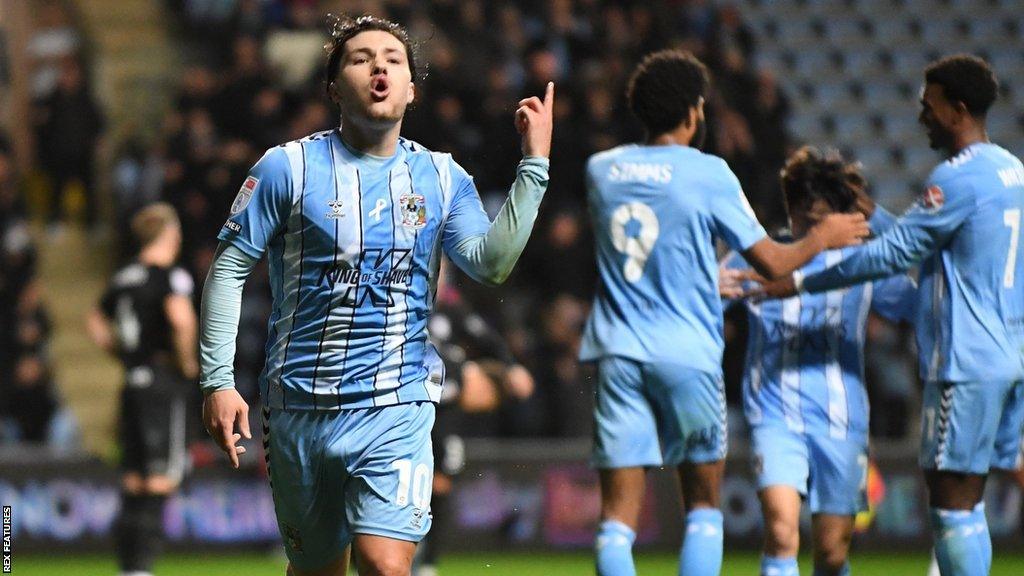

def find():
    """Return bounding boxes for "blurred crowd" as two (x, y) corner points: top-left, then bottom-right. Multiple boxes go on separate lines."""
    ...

(0, 137), (77, 448)
(0, 0), (92, 448)
(2, 0), (919, 448)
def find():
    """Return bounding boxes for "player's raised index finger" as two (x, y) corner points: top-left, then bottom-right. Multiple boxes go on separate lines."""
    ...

(543, 82), (554, 111)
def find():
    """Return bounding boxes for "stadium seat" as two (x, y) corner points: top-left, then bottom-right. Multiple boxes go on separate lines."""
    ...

(880, 112), (921, 142)
(991, 50), (1024, 79)
(1006, 83), (1024, 109)
(872, 18), (916, 47)
(825, 18), (871, 48)
(969, 15), (1013, 44)
(834, 114), (877, 145)
(890, 50), (930, 78)
(788, 113), (830, 144)
(988, 105), (1024, 144)
(920, 17), (971, 50)
(751, 16), (780, 41)
(901, 147), (938, 178)
(844, 48), (886, 76)
(753, 47), (788, 74)
(793, 50), (841, 80)
(870, 174), (915, 207)
(855, 0), (904, 15)
(863, 82), (909, 110)
(901, 0), (952, 17)
(776, 19), (820, 46)
(815, 81), (860, 112)
(805, 0), (856, 16)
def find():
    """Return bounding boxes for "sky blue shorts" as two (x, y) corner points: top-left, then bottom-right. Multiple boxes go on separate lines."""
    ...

(263, 401), (434, 572)
(751, 424), (868, 515)
(919, 379), (1024, 474)
(592, 356), (726, 468)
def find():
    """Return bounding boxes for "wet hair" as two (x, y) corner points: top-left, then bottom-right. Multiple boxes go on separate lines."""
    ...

(924, 54), (998, 118)
(323, 14), (419, 88)
(780, 146), (865, 215)
(131, 202), (179, 248)
(626, 50), (709, 137)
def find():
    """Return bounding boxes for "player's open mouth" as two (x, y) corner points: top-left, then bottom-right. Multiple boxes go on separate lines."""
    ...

(371, 76), (390, 101)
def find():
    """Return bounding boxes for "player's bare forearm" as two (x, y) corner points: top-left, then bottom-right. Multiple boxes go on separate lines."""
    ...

(743, 235), (824, 279)
(85, 307), (118, 356)
(166, 295), (199, 380)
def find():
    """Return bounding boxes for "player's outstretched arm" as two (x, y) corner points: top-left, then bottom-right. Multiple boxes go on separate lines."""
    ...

(760, 188), (969, 300)
(200, 242), (258, 468)
(741, 212), (870, 279)
(446, 83), (554, 285)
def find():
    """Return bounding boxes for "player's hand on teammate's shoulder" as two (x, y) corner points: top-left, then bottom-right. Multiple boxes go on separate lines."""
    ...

(810, 212), (870, 249)
(718, 266), (765, 300)
(516, 81), (554, 158)
(202, 388), (251, 469)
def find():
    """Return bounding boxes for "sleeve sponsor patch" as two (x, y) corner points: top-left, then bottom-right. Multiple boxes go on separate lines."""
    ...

(223, 220), (242, 233)
(230, 176), (259, 214)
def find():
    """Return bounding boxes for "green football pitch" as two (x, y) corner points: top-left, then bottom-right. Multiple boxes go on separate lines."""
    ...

(10, 551), (1024, 575)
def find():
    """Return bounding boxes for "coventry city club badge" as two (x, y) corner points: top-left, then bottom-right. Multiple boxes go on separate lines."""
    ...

(400, 193), (427, 229)
(230, 176), (259, 214)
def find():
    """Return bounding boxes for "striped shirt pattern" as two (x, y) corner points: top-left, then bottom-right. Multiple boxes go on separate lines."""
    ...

(219, 131), (491, 410)
(724, 247), (916, 439)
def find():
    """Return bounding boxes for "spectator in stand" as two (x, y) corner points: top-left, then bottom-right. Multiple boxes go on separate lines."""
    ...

(33, 57), (105, 233)
(27, 1), (82, 99)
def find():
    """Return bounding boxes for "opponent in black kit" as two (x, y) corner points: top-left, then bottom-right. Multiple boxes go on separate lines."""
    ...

(415, 266), (536, 576)
(87, 203), (198, 576)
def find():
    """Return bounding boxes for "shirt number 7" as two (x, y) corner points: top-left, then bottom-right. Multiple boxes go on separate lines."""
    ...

(1005, 208), (1021, 289)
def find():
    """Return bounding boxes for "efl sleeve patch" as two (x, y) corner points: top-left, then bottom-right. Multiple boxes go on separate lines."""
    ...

(230, 176), (260, 214)
(919, 184), (945, 211)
